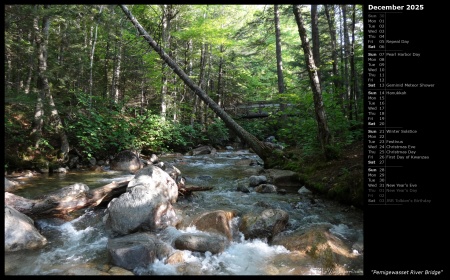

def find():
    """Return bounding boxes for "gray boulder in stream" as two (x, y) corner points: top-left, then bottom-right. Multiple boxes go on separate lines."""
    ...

(5, 177), (19, 192)
(110, 150), (142, 172)
(127, 165), (179, 203)
(177, 210), (236, 240)
(107, 232), (175, 271)
(5, 205), (48, 252)
(239, 208), (289, 241)
(174, 232), (229, 254)
(264, 169), (302, 189)
(103, 165), (179, 236)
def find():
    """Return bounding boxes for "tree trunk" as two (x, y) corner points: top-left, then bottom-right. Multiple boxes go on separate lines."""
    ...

(341, 5), (351, 120)
(30, 5), (49, 148)
(349, 5), (359, 121)
(217, 44), (225, 110)
(160, 5), (173, 120)
(293, 5), (331, 155)
(120, 5), (277, 167)
(274, 5), (285, 95)
(273, 4), (287, 118)
(89, 5), (103, 107)
(25, 25), (36, 95)
(31, 5), (70, 158)
(324, 5), (343, 111)
(112, 28), (122, 104)
(311, 5), (321, 83)
(198, 43), (207, 128)
(48, 95), (70, 159)
(5, 180), (130, 219)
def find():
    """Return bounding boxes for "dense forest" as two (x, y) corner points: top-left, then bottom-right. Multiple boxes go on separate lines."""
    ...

(4, 4), (364, 206)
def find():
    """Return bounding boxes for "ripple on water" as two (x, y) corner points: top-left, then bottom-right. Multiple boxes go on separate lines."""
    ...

(6, 150), (363, 275)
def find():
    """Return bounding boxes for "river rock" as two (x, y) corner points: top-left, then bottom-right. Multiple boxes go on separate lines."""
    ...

(254, 183), (277, 193)
(107, 266), (135, 275)
(5, 205), (48, 252)
(174, 232), (229, 254)
(270, 224), (356, 275)
(263, 169), (302, 189)
(248, 175), (267, 187)
(5, 177), (19, 192)
(107, 232), (174, 271)
(110, 150), (142, 172)
(104, 185), (179, 236)
(239, 208), (289, 241)
(104, 165), (179, 236)
(298, 186), (312, 194)
(64, 263), (110, 275)
(190, 210), (236, 240)
(127, 165), (178, 203)
(189, 145), (214, 156)
(159, 162), (182, 186)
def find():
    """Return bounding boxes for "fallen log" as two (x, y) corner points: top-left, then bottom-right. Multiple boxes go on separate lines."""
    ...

(5, 180), (131, 219)
(88, 180), (130, 207)
(178, 185), (213, 197)
(5, 180), (211, 219)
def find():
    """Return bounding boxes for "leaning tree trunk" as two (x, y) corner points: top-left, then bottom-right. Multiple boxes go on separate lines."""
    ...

(120, 5), (277, 167)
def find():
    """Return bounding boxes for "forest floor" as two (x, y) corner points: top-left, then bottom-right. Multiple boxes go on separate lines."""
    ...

(287, 140), (364, 208)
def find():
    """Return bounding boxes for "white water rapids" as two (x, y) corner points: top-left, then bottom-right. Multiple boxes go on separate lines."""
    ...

(5, 150), (363, 275)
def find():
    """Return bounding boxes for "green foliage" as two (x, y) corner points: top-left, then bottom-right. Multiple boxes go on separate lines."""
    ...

(324, 144), (341, 160)
(167, 123), (203, 152)
(205, 120), (230, 146)
(66, 92), (135, 159)
(65, 92), (210, 159)
(278, 115), (320, 155)
(4, 4), (364, 183)
(327, 166), (364, 208)
(237, 118), (270, 140)
(322, 91), (364, 148)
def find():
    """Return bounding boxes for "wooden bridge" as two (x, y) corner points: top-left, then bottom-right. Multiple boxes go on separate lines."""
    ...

(223, 101), (290, 118)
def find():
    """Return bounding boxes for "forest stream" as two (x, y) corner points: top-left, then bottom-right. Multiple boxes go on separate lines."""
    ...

(5, 149), (364, 275)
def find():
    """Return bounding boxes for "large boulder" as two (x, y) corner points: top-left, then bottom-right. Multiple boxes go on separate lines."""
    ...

(179, 210), (236, 240)
(104, 166), (180, 236)
(107, 232), (175, 271)
(104, 185), (179, 236)
(5, 177), (19, 192)
(239, 208), (289, 241)
(263, 169), (302, 190)
(158, 162), (182, 187)
(5, 205), (48, 252)
(248, 175), (267, 187)
(271, 225), (358, 275)
(127, 165), (178, 203)
(110, 150), (142, 172)
(174, 232), (229, 254)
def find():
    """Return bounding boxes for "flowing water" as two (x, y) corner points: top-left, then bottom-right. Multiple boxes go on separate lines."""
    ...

(4, 150), (364, 275)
